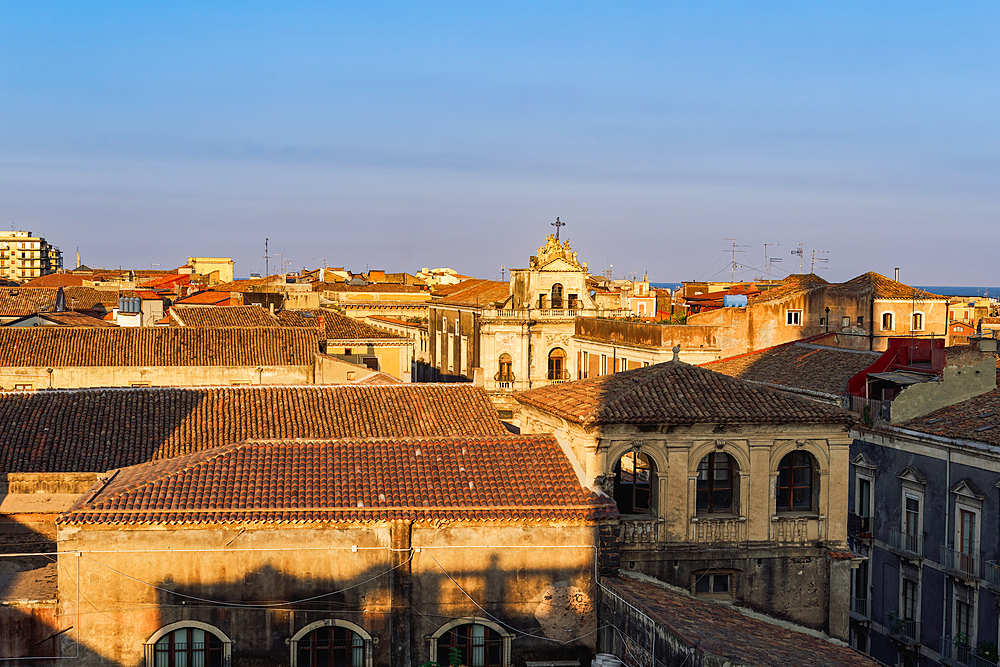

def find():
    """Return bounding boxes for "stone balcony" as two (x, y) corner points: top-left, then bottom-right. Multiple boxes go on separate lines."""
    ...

(689, 516), (747, 544)
(479, 307), (632, 321)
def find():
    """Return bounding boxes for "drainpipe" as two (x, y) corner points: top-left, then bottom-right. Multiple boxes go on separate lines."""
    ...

(825, 307), (830, 333)
(869, 293), (875, 351)
(943, 447), (951, 644)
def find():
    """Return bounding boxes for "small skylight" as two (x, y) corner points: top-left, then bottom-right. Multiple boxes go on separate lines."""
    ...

(926, 418), (945, 424)
(978, 412), (996, 419)
(975, 424), (996, 432)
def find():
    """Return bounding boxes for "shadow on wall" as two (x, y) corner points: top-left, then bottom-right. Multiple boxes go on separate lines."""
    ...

(69, 549), (597, 667)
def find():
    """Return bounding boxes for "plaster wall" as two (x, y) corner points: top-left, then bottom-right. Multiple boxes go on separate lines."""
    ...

(0, 364), (313, 390)
(890, 356), (998, 423)
(56, 521), (600, 667)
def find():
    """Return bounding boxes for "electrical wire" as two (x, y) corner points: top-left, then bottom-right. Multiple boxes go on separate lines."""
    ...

(81, 552), (413, 609)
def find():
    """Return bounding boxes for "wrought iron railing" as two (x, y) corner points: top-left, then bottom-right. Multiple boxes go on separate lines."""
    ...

(493, 371), (515, 389)
(886, 610), (919, 643)
(887, 526), (922, 558)
(985, 560), (1000, 588)
(850, 596), (870, 618)
(546, 369), (571, 382)
(940, 636), (1000, 667)
(941, 545), (980, 579)
(848, 512), (872, 539)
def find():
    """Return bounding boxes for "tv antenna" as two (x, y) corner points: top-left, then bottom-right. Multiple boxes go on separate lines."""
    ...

(722, 238), (750, 282)
(764, 243), (779, 280)
(811, 249), (829, 273)
(790, 243), (812, 273)
(263, 238), (270, 276)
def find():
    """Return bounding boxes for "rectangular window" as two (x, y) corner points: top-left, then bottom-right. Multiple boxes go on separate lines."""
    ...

(902, 579), (918, 621)
(581, 351), (589, 379)
(882, 312), (893, 330)
(858, 477), (871, 518)
(460, 335), (468, 375)
(13, 384), (32, 391)
(956, 599), (972, 640)
(857, 316), (864, 326)
(905, 495), (920, 537)
(694, 572), (731, 598)
(600, 355), (607, 375)
(620, 357), (627, 372)
(129, 381), (151, 388)
(912, 312), (924, 331)
(786, 310), (802, 325)
(842, 316), (850, 328)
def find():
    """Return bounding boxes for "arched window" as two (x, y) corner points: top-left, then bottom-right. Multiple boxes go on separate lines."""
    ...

(145, 622), (231, 667)
(697, 452), (737, 514)
(776, 451), (816, 512)
(882, 312), (894, 331)
(290, 620), (373, 667)
(436, 623), (503, 667)
(496, 353), (513, 383)
(614, 451), (656, 515)
(550, 283), (564, 309)
(547, 348), (567, 381)
(911, 312), (924, 331)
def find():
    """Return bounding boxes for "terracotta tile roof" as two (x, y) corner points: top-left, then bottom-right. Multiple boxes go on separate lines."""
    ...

(0, 384), (508, 473)
(0, 327), (318, 367)
(59, 434), (616, 525)
(169, 305), (280, 328)
(353, 371), (404, 385)
(0, 287), (118, 317)
(515, 362), (853, 427)
(704, 342), (879, 397)
(34, 311), (118, 327)
(275, 309), (317, 327)
(20, 274), (87, 288)
(324, 283), (428, 294)
(321, 310), (406, 341)
(200, 275), (284, 291)
(829, 272), (945, 300)
(895, 387), (1000, 446)
(138, 274), (190, 289)
(747, 279), (822, 305)
(173, 291), (234, 306)
(432, 279), (510, 307)
(603, 576), (879, 667)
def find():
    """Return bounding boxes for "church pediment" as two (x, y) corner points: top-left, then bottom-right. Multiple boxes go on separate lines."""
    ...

(537, 257), (583, 273)
(530, 234), (585, 271)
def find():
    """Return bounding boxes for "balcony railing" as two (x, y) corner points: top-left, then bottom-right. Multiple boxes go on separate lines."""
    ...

(940, 636), (1000, 667)
(887, 527), (923, 558)
(848, 512), (872, 540)
(689, 516), (746, 543)
(493, 372), (515, 390)
(886, 611), (919, 644)
(620, 518), (658, 544)
(850, 596), (870, 619)
(546, 369), (570, 383)
(941, 546), (980, 580)
(849, 395), (891, 423)
(985, 560), (1000, 588)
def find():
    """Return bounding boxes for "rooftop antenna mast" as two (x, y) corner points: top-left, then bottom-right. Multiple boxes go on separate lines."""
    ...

(811, 249), (829, 274)
(764, 243), (779, 280)
(791, 243), (812, 273)
(722, 238), (749, 282)
(263, 238), (270, 276)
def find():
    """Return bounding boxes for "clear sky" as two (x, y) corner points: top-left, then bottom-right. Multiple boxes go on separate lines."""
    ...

(2, 2), (998, 284)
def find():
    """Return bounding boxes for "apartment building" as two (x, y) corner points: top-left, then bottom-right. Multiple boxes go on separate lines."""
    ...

(0, 230), (63, 280)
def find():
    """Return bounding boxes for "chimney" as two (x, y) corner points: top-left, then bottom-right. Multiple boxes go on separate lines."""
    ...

(894, 267), (900, 282)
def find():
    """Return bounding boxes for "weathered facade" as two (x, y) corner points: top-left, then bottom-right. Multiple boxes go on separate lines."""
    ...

(52, 435), (615, 666)
(848, 389), (1000, 667)
(515, 361), (857, 638)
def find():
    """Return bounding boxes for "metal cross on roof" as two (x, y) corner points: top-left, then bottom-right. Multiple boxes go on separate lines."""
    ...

(551, 217), (565, 240)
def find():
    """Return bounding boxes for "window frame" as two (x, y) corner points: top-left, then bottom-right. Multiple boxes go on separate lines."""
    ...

(290, 619), (374, 667)
(881, 312), (894, 331)
(785, 310), (802, 326)
(911, 311), (924, 332)
(613, 450), (657, 516)
(145, 621), (232, 667)
(428, 619), (511, 667)
(696, 452), (737, 516)
(775, 451), (816, 513)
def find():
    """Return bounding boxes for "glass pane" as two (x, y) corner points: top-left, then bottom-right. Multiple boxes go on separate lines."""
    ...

(793, 467), (810, 485)
(713, 575), (730, 593)
(715, 490), (731, 511)
(793, 488), (809, 509)
(696, 489), (708, 512)
(695, 576), (711, 593)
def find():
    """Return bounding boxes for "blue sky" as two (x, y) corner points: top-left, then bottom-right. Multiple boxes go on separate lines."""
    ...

(1, 2), (997, 283)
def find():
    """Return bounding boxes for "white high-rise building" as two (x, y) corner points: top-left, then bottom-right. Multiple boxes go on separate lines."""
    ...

(0, 230), (63, 280)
